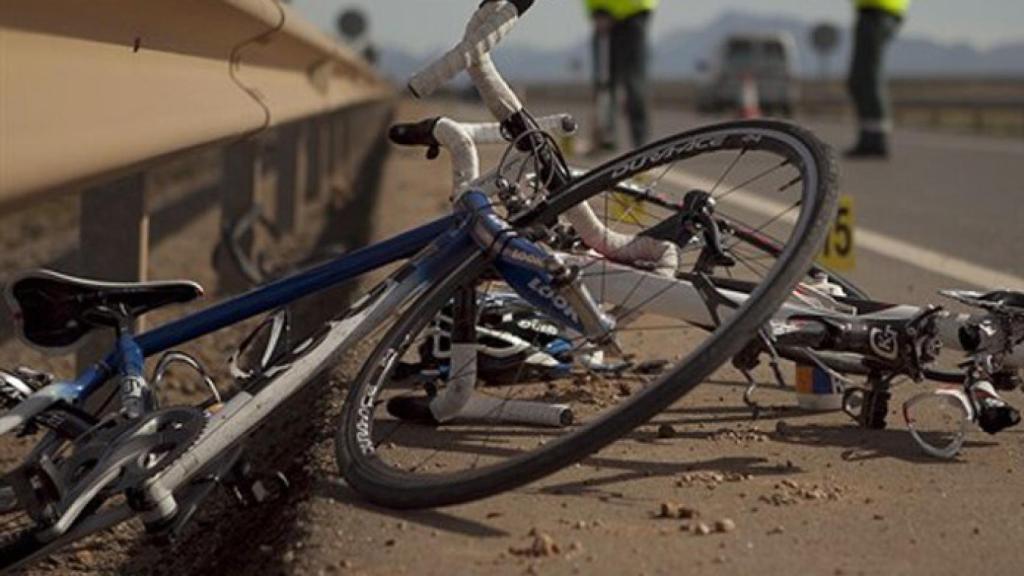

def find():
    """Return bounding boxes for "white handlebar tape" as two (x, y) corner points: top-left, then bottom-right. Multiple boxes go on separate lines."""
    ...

(408, 1), (520, 98)
(563, 202), (679, 277)
(468, 53), (521, 122)
(429, 343), (478, 423)
(432, 119), (480, 193)
(455, 393), (574, 427)
(463, 114), (577, 145)
(429, 114), (576, 193)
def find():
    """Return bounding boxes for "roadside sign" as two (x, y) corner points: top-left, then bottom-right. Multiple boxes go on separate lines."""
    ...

(810, 23), (841, 78)
(810, 23), (840, 56)
(337, 10), (368, 41)
(819, 194), (855, 271)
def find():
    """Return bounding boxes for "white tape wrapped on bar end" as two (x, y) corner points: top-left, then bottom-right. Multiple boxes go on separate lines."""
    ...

(457, 393), (574, 427)
(430, 343), (478, 423)
(462, 114), (578, 145)
(433, 118), (481, 191)
(408, 1), (521, 98)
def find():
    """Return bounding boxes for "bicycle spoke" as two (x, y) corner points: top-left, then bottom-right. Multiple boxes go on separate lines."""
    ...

(709, 148), (748, 196)
(714, 158), (791, 203)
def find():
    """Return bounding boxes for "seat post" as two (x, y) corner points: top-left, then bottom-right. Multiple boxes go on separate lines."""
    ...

(108, 309), (153, 420)
(82, 305), (152, 419)
(81, 304), (135, 338)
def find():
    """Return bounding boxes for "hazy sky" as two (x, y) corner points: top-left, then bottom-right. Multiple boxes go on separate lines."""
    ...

(292, 0), (1024, 53)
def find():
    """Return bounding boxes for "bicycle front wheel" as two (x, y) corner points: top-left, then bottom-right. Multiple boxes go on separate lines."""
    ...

(336, 119), (838, 508)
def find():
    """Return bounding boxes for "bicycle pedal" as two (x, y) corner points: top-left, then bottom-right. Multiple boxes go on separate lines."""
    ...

(226, 460), (290, 507)
(250, 472), (290, 503)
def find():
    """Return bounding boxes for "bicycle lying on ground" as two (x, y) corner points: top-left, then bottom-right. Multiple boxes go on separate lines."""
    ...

(0, 0), (838, 568)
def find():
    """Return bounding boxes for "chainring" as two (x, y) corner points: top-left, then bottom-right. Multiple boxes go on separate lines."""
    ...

(57, 407), (206, 496)
(106, 407), (206, 492)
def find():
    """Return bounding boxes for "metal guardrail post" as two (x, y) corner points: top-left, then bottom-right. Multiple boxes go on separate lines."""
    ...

(75, 172), (149, 372)
(218, 138), (260, 294)
(325, 116), (338, 197)
(337, 109), (357, 197)
(275, 123), (302, 234)
(305, 118), (329, 201)
(332, 101), (390, 201)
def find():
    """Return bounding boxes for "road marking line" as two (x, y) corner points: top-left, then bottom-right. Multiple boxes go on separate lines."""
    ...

(659, 169), (1024, 289)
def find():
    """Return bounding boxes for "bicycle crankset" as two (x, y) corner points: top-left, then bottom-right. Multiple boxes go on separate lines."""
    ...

(89, 407), (206, 494)
(8, 408), (206, 531)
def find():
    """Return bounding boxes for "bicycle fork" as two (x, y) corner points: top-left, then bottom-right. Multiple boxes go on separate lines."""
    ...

(460, 191), (617, 347)
(421, 192), (618, 427)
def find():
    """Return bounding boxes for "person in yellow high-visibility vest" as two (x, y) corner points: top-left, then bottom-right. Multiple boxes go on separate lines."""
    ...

(585, 0), (659, 152)
(846, 0), (911, 159)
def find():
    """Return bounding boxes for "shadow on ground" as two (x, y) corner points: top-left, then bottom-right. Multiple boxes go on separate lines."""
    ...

(313, 479), (509, 538)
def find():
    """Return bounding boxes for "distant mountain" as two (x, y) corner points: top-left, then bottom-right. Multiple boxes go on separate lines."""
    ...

(374, 11), (1024, 83)
(376, 43), (588, 85)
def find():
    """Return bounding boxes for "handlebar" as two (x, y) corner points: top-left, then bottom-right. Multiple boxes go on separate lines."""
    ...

(408, 0), (533, 98)
(399, 1), (575, 196)
(389, 114), (577, 149)
(389, 113), (576, 194)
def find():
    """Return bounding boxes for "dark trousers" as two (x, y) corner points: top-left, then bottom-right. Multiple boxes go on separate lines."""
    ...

(847, 9), (902, 133)
(593, 12), (651, 148)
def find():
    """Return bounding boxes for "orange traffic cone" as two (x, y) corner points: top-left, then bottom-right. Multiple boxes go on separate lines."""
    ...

(739, 74), (762, 119)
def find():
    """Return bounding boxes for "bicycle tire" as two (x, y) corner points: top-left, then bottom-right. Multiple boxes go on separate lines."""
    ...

(336, 119), (838, 508)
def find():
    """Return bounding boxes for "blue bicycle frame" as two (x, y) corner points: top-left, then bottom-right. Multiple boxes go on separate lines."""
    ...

(64, 213), (465, 406)
(60, 186), (580, 409)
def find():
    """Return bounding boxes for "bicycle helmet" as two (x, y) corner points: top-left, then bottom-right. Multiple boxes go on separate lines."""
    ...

(420, 291), (575, 384)
(390, 291), (670, 385)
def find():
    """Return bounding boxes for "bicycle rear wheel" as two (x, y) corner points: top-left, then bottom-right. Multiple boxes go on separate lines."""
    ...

(336, 119), (838, 508)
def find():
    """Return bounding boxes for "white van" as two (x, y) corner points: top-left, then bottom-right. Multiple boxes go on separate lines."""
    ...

(696, 33), (800, 116)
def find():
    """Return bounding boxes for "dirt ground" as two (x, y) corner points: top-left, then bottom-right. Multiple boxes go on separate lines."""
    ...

(3, 99), (1024, 575)
(271, 102), (1024, 576)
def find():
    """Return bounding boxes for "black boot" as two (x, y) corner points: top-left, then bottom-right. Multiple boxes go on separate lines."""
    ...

(992, 370), (1023, 392)
(978, 404), (1022, 435)
(973, 381), (1022, 434)
(844, 130), (889, 159)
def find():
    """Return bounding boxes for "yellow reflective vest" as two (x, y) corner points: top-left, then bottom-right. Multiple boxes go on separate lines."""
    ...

(585, 0), (659, 20)
(856, 0), (910, 16)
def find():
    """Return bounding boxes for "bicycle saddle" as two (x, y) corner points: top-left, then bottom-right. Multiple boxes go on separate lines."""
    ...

(4, 270), (203, 351)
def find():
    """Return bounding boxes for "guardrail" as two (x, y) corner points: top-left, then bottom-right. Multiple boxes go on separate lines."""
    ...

(0, 0), (388, 204)
(0, 0), (394, 368)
